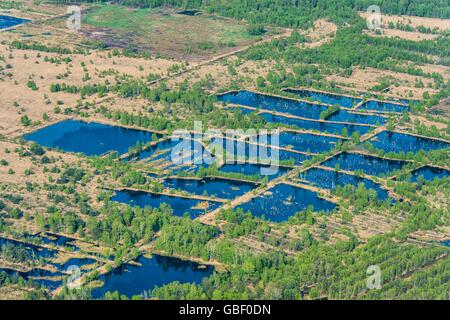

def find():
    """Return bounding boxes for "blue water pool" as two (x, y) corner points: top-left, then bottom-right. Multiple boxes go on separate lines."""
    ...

(370, 131), (450, 154)
(91, 254), (214, 299)
(237, 183), (336, 222)
(261, 113), (372, 136)
(327, 110), (387, 126)
(284, 89), (361, 108)
(111, 190), (221, 218)
(408, 166), (450, 182)
(321, 153), (406, 176)
(0, 237), (57, 259)
(24, 119), (162, 156)
(300, 167), (389, 201)
(0, 267), (63, 290)
(218, 91), (327, 119)
(359, 100), (409, 113)
(0, 15), (30, 29)
(218, 91), (386, 126)
(209, 137), (309, 164)
(163, 177), (257, 199)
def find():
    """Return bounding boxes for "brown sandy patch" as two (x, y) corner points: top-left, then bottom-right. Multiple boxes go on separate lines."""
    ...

(0, 140), (80, 185)
(0, 41), (178, 137)
(301, 19), (337, 48)
(364, 28), (438, 41)
(326, 67), (437, 100)
(360, 12), (450, 31)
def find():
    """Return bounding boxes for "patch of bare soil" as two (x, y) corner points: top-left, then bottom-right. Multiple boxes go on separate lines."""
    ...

(427, 98), (450, 117)
(364, 28), (438, 41)
(0, 41), (177, 137)
(359, 12), (450, 31)
(0, 140), (80, 185)
(326, 67), (437, 100)
(0, 285), (29, 300)
(410, 115), (448, 130)
(300, 19), (337, 48)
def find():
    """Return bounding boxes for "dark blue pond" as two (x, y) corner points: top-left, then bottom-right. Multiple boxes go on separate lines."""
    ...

(39, 233), (78, 251)
(284, 89), (361, 108)
(0, 237), (57, 259)
(218, 91), (327, 119)
(91, 254), (214, 299)
(261, 113), (372, 136)
(210, 137), (309, 164)
(327, 110), (387, 125)
(321, 153), (407, 176)
(133, 139), (177, 161)
(408, 166), (450, 182)
(370, 131), (450, 154)
(111, 190), (221, 218)
(23, 232), (78, 251)
(300, 168), (389, 201)
(0, 15), (30, 29)
(218, 91), (386, 126)
(163, 177), (257, 199)
(279, 131), (341, 153)
(219, 163), (291, 180)
(0, 267), (63, 290)
(442, 240), (450, 247)
(359, 100), (409, 113)
(237, 183), (336, 222)
(24, 119), (161, 156)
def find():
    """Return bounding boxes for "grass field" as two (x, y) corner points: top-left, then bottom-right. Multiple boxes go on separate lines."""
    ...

(81, 5), (265, 61)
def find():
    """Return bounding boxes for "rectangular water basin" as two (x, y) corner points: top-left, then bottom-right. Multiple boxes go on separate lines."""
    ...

(163, 177), (257, 200)
(236, 183), (336, 222)
(111, 190), (221, 218)
(0, 15), (30, 29)
(91, 254), (213, 299)
(300, 167), (390, 201)
(284, 89), (362, 108)
(321, 152), (407, 176)
(359, 100), (409, 113)
(24, 119), (162, 157)
(260, 113), (372, 136)
(370, 131), (450, 154)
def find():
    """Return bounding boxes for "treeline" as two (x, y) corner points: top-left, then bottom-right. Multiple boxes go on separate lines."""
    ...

(352, 0), (450, 19)
(243, 22), (448, 74)
(9, 41), (83, 55)
(52, 0), (450, 26)
(53, 0), (360, 28)
(50, 83), (108, 98)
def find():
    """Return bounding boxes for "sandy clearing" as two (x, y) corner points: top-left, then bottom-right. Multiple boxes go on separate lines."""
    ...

(360, 12), (450, 31)
(0, 140), (80, 185)
(326, 67), (437, 100)
(364, 28), (438, 41)
(0, 42), (179, 136)
(301, 19), (338, 48)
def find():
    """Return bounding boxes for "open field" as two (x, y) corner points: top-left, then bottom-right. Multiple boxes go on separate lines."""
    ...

(360, 12), (450, 32)
(80, 5), (277, 62)
(326, 66), (441, 100)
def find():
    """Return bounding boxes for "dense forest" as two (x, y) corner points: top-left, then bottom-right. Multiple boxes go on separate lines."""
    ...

(53, 0), (450, 21)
